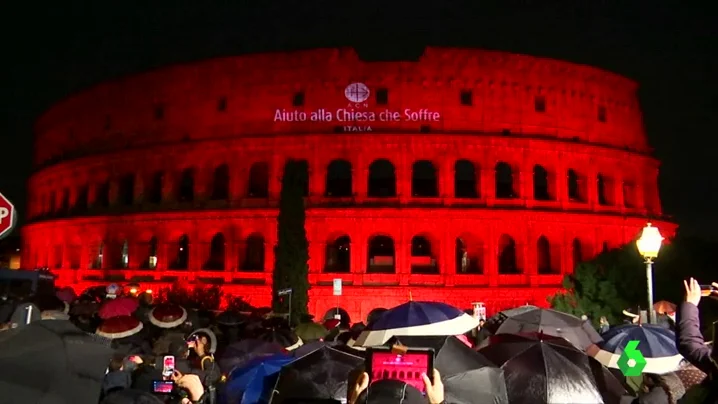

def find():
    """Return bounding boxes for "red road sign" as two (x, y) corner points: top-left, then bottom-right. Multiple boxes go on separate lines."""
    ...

(0, 192), (16, 240)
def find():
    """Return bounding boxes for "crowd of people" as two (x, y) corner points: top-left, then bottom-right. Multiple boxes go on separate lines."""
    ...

(0, 278), (715, 404)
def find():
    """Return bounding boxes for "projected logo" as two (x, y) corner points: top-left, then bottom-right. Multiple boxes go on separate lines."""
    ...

(617, 340), (647, 376)
(344, 82), (371, 103)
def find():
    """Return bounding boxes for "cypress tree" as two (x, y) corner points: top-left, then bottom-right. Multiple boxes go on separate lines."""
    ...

(272, 159), (310, 322)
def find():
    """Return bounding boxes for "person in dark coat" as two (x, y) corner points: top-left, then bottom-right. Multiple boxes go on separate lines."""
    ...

(675, 278), (717, 401)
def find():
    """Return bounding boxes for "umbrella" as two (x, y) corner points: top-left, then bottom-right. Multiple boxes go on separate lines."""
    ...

(216, 310), (247, 327)
(355, 301), (480, 347)
(219, 339), (285, 373)
(387, 336), (508, 404)
(98, 296), (139, 319)
(259, 328), (303, 350)
(483, 305), (539, 334)
(271, 345), (364, 403)
(587, 354), (629, 404)
(653, 301), (677, 315)
(488, 307), (602, 350)
(0, 320), (114, 404)
(592, 324), (684, 375)
(224, 353), (294, 404)
(294, 322), (328, 342)
(479, 333), (609, 404)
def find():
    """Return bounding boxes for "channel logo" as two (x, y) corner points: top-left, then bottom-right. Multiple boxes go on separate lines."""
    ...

(617, 340), (647, 376)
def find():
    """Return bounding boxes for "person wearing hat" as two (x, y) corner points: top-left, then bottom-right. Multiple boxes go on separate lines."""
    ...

(149, 303), (188, 329)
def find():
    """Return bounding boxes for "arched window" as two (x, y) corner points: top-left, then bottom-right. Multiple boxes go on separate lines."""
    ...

(92, 242), (104, 269)
(567, 169), (581, 201)
(76, 186), (89, 211)
(367, 235), (395, 273)
(96, 182), (110, 208)
(454, 160), (478, 198)
(498, 234), (519, 274)
(178, 169), (195, 202)
(571, 238), (583, 270)
(119, 240), (129, 269)
(211, 165), (230, 201)
(533, 165), (550, 201)
(142, 237), (158, 269)
(325, 235), (351, 273)
(410, 235), (437, 274)
(148, 172), (164, 204)
(206, 233), (225, 270)
(367, 159), (396, 197)
(243, 233), (265, 271)
(495, 162), (515, 199)
(325, 159), (353, 197)
(537, 236), (551, 274)
(172, 235), (189, 269)
(248, 162), (269, 198)
(119, 174), (135, 206)
(411, 161), (438, 197)
(456, 235), (483, 274)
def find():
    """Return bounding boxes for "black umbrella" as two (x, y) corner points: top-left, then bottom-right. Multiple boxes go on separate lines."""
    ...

(387, 336), (508, 404)
(216, 310), (247, 327)
(488, 307), (602, 350)
(479, 333), (606, 404)
(0, 320), (114, 404)
(483, 305), (539, 334)
(271, 345), (364, 403)
(219, 339), (285, 373)
(259, 327), (302, 350)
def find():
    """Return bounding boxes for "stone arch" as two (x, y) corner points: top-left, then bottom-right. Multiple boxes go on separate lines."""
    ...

(242, 232), (265, 271)
(326, 159), (352, 197)
(177, 168), (195, 202)
(211, 164), (230, 201)
(205, 232), (226, 270)
(410, 233), (438, 274)
(597, 173), (614, 206)
(118, 173), (135, 206)
(498, 234), (521, 274)
(323, 307), (351, 325)
(367, 159), (396, 197)
(571, 238), (583, 270)
(411, 160), (438, 197)
(454, 160), (478, 198)
(495, 162), (516, 199)
(456, 233), (483, 274)
(367, 234), (395, 273)
(141, 236), (159, 269)
(325, 234), (351, 273)
(537, 236), (553, 274)
(533, 165), (550, 201)
(171, 235), (190, 269)
(248, 162), (269, 198)
(95, 181), (110, 208)
(567, 169), (583, 202)
(147, 171), (164, 204)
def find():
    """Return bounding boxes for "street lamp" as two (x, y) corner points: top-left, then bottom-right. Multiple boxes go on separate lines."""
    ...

(636, 223), (664, 324)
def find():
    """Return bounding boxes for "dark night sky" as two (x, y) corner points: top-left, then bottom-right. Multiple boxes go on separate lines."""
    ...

(1, 3), (716, 238)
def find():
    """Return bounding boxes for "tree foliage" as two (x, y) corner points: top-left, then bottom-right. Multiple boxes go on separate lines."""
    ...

(272, 159), (310, 322)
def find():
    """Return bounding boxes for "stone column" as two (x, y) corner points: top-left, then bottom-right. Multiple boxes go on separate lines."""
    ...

(587, 170), (598, 208)
(355, 168), (368, 200)
(521, 169), (533, 205)
(162, 172), (175, 203)
(615, 177), (625, 208)
(310, 167), (325, 198)
(269, 156), (284, 200)
(108, 180), (119, 207)
(230, 165), (246, 203)
(133, 174), (145, 205)
(87, 183), (98, 208)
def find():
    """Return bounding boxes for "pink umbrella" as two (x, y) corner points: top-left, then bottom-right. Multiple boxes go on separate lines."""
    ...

(98, 296), (139, 319)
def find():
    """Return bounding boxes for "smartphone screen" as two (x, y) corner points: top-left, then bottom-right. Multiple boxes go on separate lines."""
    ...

(162, 355), (175, 379)
(153, 380), (174, 394)
(369, 350), (432, 393)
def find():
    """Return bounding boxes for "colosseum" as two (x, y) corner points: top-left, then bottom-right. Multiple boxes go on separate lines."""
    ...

(22, 47), (675, 320)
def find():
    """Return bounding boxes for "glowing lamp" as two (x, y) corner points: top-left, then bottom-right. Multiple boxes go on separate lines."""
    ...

(636, 223), (663, 260)
(145, 289), (153, 294)
(129, 287), (138, 295)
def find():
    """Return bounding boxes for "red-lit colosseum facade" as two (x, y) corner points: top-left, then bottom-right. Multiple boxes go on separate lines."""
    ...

(22, 47), (675, 321)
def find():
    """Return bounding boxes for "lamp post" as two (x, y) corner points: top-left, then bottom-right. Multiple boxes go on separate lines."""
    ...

(636, 223), (664, 324)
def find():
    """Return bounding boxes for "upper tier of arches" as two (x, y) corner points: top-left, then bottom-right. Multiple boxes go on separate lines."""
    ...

(27, 134), (662, 221)
(33, 47), (647, 168)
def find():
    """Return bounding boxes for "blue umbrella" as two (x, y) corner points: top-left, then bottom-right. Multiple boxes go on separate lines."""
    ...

(355, 301), (479, 346)
(592, 324), (684, 374)
(223, 353), (294, 404)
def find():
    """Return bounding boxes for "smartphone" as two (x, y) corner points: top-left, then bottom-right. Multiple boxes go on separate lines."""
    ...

(700, 285), (717, 297)
(365, 347), (434, 394)
(152, 380), (174, 394)
(161, 355), (175, 379)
